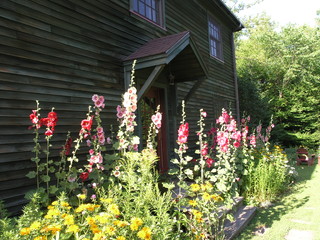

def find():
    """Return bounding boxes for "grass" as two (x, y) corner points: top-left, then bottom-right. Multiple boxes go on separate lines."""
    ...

(236, 161), (320, 240)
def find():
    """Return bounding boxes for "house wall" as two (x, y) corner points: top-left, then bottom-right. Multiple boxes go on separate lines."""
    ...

(0, 0), (239, 214)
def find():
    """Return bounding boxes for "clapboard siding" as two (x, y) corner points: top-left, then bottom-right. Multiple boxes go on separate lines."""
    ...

(0, 0), (241, 214)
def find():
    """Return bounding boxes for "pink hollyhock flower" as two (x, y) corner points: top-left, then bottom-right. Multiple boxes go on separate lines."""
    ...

(89, 149), (95, 155)
(107, 137), (112, 144)
(222, 112), (230, 124)
(201, 111), (207, 117)
(231, 131), (241, 142)
(152, 112), (162, 129)
(97, 127), (104, 133)
(250, 135), (256, 147)
(221, 144), (229, 153)
(92, 94), (99, 102)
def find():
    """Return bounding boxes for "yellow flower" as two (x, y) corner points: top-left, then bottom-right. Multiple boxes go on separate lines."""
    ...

(63, 214), (74, 225)
(211, 194), (223, 202)
(30, 221), (41, 231)
(130, 217), (143, 231)
(191, 209), (203, 222)
(105, 226), (116, 235)
(100, 198), (113, 204)
(190, 183), (200, 192)
(77, 194), (86, 200)
(51, 201), (58, 206)
(107, 203), (120, 215)
(45, 208), (60, 219)
(202, 192), (211, 201)
(114, 220), (129, 227)
(95, 212), (111, 224)
(20, 227), (31, 235)
(116, 236), (126, 240)
(86, 216), (96, 225)
(93, 232), (103, 240)
(61, 201), (70, 207)
(43, 225), (61, 234)
(137, 226), (152, 240)
(189, 200), (197, 206)
(34, 236), (47, 240)
(66, 224), (79, 233)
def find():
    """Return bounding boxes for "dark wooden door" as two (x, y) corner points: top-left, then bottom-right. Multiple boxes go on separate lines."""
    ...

(140, 87), (168, 173)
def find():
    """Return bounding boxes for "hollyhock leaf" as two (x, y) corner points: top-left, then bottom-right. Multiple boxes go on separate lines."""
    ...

(41, 175), (51, 183)
(194, 165), (200, 171)
(171, 159), (180, 165)
(162, 182), (175, 190)
(184, 169), (193, 176)
(168, 168), (179, 175)
(26, 171), (36, 179)
(49, 186), (58, 194)
(185, 156), (193, 162)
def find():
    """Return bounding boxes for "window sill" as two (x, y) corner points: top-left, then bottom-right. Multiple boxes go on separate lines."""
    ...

(129, 10), (167, 31)
(209, 55), (224, 64)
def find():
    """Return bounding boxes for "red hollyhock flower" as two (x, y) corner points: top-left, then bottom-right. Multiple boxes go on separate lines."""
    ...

(81, 116), (93, 131)
(80, 172), (89, 181)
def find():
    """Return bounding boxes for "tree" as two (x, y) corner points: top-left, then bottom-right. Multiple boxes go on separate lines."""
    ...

(236, 15), (320, 147)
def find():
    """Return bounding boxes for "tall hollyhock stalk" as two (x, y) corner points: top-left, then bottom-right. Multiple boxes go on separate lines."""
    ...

(68, 106), (93, 170)
(147, 105), (162, 150)
(116, 60), (140, 153)
(29, 100), (41, 188)
(197, 109), (207, 184)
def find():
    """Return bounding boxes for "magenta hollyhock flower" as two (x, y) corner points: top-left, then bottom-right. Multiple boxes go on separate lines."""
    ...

(233, 141), (240, 148)
(206, 158), (215, 168)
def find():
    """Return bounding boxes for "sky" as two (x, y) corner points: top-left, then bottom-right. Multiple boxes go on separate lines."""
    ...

(237, 0), (320, 27)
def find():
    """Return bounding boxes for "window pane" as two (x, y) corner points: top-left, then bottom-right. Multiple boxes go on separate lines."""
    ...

(138, 1), (145, 16)
(146, 0), (151, 6)
(133, 0), (138, 11)
(151, 0), (156, 8)
(146, 6), (152, 19)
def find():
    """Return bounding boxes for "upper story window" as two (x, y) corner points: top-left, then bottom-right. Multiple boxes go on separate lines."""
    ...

(131, 0), (164, 27)
(208, 18), (223, 60)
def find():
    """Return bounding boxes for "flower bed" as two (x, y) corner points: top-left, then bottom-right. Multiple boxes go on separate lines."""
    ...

(0, 65), (297, 239)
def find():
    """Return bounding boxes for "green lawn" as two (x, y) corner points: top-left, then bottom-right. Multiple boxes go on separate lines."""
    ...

(236, 163), (320, 240)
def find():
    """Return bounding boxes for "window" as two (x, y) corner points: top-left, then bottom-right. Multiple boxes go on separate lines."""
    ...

(131, 0), (164, 27)
(208, 19), (222, 60)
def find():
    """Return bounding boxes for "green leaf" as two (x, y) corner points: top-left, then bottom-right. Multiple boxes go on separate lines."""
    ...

(49, 185), (58, 194)
(162, 182), (175, 190)
(168, 168), (179, 175)
(171, 159), (180, 165)
(41, 175), (51, 183)
(26, 171), (36, 179)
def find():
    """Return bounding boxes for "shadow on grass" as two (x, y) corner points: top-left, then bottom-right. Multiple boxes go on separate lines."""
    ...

(236, 164), (317, 239)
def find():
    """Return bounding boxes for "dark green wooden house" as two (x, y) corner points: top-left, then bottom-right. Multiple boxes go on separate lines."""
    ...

(0, 0), (243, 214)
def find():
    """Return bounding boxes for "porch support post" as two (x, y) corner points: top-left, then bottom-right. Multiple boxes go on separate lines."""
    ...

(137, 64), (165, 101)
